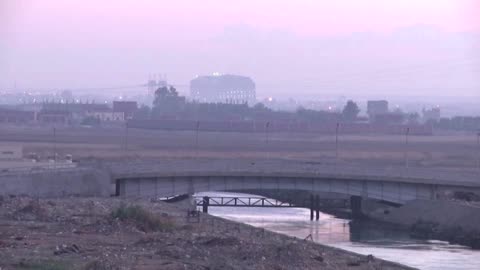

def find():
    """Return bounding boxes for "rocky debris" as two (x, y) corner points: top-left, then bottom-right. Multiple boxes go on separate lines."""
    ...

(198, 236), (240, 246)
(83, 260), (116, 270)
(367, 199), (480, 250)
(0, 196), (412, 270)
(347, 255), (375, 267)
(54, 244), (81, 255)
(410, 220), (480, 249)
(11, 199), (49, 221)
(410, 221), (439, 239)
(453, 191), (480, 202)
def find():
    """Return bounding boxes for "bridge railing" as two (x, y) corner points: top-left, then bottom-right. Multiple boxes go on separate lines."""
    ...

(193, 196), (295, 207)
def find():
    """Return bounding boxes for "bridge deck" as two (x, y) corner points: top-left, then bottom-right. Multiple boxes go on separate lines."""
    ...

(111, 159), (480, 205)
(110, 159), (480, 188)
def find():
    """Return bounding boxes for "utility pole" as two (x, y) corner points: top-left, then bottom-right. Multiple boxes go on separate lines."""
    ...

(195, 121), (200, 157)
(405, 127), (410, 169)
(335, 122), (339, 166)
(265, 121), (270, 160)
(53, 127), (57, 169)
(265, 121), (270, 145)
(124, 122), (129, 153)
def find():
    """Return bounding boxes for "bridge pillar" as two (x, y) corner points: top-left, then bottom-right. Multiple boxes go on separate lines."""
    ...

(115, 179), (121, 196)
(202, 196), (210, 213)
(350, 196), (364, 219)
(310, 194), (314, 221)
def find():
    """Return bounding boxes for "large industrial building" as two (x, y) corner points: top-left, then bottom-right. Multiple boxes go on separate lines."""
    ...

(367, 100), (389, 121)
(190, 74), (256, 104)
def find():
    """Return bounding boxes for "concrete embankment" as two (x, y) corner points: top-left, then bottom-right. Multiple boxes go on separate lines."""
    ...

(0, 168), (112, 197)
(364, 199), (480, 249)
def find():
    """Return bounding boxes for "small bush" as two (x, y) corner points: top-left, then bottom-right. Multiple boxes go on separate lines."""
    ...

(111, 203), (174, 232)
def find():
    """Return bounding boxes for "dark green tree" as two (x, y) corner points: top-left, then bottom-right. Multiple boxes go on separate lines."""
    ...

(342, 100), (360, 122)
(152, 86), (186, 116)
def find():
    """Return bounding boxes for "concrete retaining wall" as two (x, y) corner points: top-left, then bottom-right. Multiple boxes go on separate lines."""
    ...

(367, 199), (480, 232)
(0, 168), (112, 198)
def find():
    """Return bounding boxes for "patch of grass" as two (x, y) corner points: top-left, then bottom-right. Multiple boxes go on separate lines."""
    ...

(111, 203), (174, 232)
(15, 260), (69, 270)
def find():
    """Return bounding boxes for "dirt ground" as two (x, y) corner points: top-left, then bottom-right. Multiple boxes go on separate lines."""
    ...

(0, 125), (478, 170)
(0, 196), (413, 270)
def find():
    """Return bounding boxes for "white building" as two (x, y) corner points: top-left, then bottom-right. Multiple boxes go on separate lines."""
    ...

(87, 110), (124, 122)
(367, 100), (389, 121)
(422, 107), (441, 122)
(190, 74), (256, 104)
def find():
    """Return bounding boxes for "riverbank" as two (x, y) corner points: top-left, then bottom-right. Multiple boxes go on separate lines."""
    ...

(365, 199), (480, 249)
(0, 196), (414, 270)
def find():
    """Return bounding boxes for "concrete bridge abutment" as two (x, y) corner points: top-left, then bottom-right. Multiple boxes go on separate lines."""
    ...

(350, 195), (364, 219)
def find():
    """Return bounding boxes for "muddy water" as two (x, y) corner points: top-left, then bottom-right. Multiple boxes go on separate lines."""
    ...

(197, 192), (480, 270)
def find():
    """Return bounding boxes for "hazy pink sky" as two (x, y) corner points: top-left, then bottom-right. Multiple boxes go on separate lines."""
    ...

(1, 0), (479, 97)
(2, 0), (479, 40)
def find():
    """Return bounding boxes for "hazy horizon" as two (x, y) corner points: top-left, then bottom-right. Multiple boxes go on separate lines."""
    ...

(1, 0), (479, 98)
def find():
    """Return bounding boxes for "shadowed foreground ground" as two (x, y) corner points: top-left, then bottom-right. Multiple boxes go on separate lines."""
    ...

(0, 196), (414, 270)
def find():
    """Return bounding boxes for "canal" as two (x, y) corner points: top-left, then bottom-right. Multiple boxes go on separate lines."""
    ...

(196, 192), (480, 270)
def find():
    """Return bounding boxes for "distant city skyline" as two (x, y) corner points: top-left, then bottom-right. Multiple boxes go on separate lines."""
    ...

(1, 0), (479, 97)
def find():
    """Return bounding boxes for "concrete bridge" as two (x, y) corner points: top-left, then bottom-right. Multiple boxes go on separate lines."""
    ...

(1, 159), (479, 209)
(112, 159), (480, 206)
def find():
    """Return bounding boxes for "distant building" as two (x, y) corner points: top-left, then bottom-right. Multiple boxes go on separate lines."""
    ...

(190, 74), (256, 104)
(42, 102), (109, 115)
(367, 100), (389, 121)
(37, 110), (72, 125)
(87, 109), (124, 122)
(0, 108), (35, 123)
(422, 107), (441, 123)
(113, 101), (138, 120)
(147, 75), (168, 96)
(372, 113), (404, 125)
(0, 144), (22, 160)
(41, 101), (110, 123)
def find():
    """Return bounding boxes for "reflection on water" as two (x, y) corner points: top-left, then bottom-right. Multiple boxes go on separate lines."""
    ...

(197, 192), (480, 270)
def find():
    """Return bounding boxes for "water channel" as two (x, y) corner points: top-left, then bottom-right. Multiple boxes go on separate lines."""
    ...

(196, 192), (480, 270)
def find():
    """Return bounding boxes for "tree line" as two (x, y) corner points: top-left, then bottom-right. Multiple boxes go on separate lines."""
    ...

(132, 86), (363, 123)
